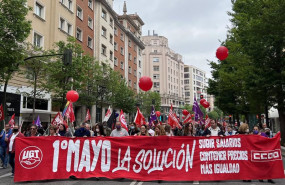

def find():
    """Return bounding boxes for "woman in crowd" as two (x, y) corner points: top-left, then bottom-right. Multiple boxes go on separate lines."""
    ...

(164, 124), (174, 136)
(58, 124), (72, 137)
(137, 125), (149, 136)
(128, 122), (139, 136)
(237, 123), (250, 135)
(48, 125), (60, 136)
(93, 123), (105, 137)
(183, 123), (195, 136)
(154, 125), (166, 136)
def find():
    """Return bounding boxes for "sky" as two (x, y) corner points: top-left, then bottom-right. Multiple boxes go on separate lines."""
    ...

(113, 0), (233, 78)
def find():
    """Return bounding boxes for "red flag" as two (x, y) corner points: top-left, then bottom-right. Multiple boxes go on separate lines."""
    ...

(0, 104), (4, 121)
(134, 107), (146, 127)
(183, 112), (192, 124)
(119, 109), (128, 131)
(8, 113), (15, 128)
(51, 112), (64, 126)
(103, 106), (111, 122)
(65, 103), (75, 123)
(85, 109), (91, 122)
(168, 105), (181, 129)
(204, 114), (211, 130)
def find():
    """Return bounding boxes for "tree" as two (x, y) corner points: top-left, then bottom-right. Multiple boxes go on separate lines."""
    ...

(0, 0), (31, 121)
(137, 91), (161, 116)
(208, 111), (219, 120)
(229, 0), (285, 144)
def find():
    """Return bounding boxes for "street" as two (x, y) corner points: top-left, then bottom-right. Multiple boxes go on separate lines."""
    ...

(0, 157), (283, 185)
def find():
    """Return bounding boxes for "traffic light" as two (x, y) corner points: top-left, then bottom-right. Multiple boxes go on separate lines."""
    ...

(200, 94), (204, 99)
(63, 49), (72, 66)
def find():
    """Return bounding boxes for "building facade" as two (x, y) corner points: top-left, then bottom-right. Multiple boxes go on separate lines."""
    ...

(142, 33), (185, 114)
(184, 65), (208, 106)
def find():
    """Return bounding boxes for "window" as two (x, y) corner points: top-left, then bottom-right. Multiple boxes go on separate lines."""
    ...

(110, 51), (113, 60)
(120, 33), (124, 41)
(184, 79), (189, 84)
(35, 2), (44, 18)
(76, 28), (82, 41)
(139, 48), (141, 56)
(154, 82), (160, 88)
(114, 57), (118, 66)
(110, 34), (113, 44)
(153, 74), (160, 79)
(184, 73), (189, 78)
(139, 60), (141, 68)
(114, 42), (118, 51)
(88, 17), (93, 29)
(185, 92), (190, 96)
(60, 0), (65, 4)
(153, 57), (159, 62)
(154, 50), (157, 53)
(153, 66), (159, 71)
(128, 53), (132, 61)
(134, 45), (137, 52)
(33, 32), (43, 47)
(128, 39), (132, 47)
(110, 18), (113, 27)
(128, 80), (132, 87)
(114, 27), (118, 35)
(120, 47), (124, 55)
(101, 9), (107, 20)
(101, 44), (106, 55)
(128, 66), (132, 74)
(134, 57), (137, 64)
(101, 27), (107, 37)
(68, 0), (72, 10)
(60, 18), (65, 30)
(134, 70), (137, 76)
(67, 23), (72, 35)
(139, 72), (141, 78)
(134, 82), (137, 89)
(120, 61), (124, 69)
(77, 6), (83, 20)
(87, 37), (93, 48)
(88, 0), (93, 9)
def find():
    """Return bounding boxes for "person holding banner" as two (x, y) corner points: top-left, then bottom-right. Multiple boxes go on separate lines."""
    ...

(203, 119), (224, 137)
(58, 124), (72, 137)
(128, 122), (139, 136)
(26, 125), (42, 137)
(154, 125), (166, 136)
(110, 122), (129, 137)
(164, 124), (174, 136)
(93, 123), (105, 137)
(183, 123), (195, 136)
(137, 125), (149, 136)
(47, 125), (60, 136)
(74, 123), (90, 137)
(8, 125), (24, 177)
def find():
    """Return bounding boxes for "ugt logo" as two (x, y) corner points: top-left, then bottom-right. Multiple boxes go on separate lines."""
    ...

(19, 146), (43, 169)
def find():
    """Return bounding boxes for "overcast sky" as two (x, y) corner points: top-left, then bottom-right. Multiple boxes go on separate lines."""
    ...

(113, 0), (233, 78)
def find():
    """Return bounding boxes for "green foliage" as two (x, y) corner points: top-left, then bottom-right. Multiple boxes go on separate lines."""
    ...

(208, 111), (219, 120)
(137, 91), (161, 115)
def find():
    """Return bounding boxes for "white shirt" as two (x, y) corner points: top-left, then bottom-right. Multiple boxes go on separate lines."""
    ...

(209, 127), (220, 136)
(148, 129), (155, 136)
(9, 132), (19, 152)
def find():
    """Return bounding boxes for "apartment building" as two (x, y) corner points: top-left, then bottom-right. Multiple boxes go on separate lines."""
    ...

(94, 0), (116, 67)
(0, 0), (76, 126)
(184, 65), (208, 106)
(142, 33), (185, 114)
(75, 0), (95, 56)
(113, 2), (145, 92)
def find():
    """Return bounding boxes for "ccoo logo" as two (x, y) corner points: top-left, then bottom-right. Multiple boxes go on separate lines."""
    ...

(19, 146), (43, 169)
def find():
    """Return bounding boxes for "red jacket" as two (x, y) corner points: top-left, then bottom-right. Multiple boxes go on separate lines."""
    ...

(8, 132), (24, 153)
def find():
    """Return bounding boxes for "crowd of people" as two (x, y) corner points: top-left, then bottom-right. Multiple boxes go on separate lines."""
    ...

(0, 120), (275, 183)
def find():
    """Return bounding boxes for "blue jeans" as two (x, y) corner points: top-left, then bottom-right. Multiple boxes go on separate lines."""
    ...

(0, 146), (8, 167)
(9, 152), (15, 174)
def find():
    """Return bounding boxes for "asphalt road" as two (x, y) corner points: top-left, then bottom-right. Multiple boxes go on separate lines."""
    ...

(0, 158), (284, 185)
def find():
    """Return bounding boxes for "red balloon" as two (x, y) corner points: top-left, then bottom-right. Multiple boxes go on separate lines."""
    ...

(182, 109), (189, 116)
(139, 76), (153, 91)
(201, 101), (210, 108)
(182, 116), (185, 119)
(156, 111), (161, 117)
(191, 114), (195, 117)
(66, 90), (79, 102)
(200, 98), (206, 105)
(216, 46), (229, 61)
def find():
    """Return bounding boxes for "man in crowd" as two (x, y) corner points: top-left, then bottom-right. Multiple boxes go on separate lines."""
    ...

(203, 119), (224, 137)
(110, 122), (129, 137)
(74, 122), (90, 137)
(0, 124), (12, 168)
(26, 125), (42, 137)
(8, 125), (24, 177)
